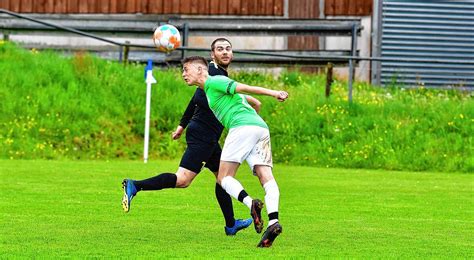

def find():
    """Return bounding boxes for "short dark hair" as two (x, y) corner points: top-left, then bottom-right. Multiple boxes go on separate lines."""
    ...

(182, 56), (208, 67)
(211, 38), (232, 51)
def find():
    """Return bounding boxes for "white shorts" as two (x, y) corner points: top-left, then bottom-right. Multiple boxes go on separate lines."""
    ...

(221, 125), (273, 173)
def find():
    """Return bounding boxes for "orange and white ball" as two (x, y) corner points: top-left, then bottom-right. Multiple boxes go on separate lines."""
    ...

(153, 24), (181, 53)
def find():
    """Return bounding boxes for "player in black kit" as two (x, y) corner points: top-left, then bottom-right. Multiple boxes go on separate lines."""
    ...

(122, 38), (261, 236)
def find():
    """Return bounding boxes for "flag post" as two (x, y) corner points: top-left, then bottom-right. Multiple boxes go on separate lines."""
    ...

(144, 60), (156, 163)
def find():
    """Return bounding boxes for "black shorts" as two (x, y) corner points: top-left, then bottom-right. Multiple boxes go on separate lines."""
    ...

(179, 137), (222, 174)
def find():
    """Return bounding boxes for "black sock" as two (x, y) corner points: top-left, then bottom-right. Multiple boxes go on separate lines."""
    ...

(134, 173), (177, 191)
(269, 212), (279, 222)
(237, 190), (249, 203)
(215, 183), (235, 227)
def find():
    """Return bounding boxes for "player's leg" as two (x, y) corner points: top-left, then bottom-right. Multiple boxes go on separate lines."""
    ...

(122, 142), (203, 213)
(218, 126), (265, 233)
(121, 167), (196, 213)
(255, 166), (280, 227)
(212, 170), (252, 235)
(206, 145), (235, 227)
(121, 170), (177, 213)
(254, 165), (282, 247)
(246, 127), (282, 247)
(219, 161), (264, 234)
(206, 144), (252, 235)
(127, 166), (196, 192)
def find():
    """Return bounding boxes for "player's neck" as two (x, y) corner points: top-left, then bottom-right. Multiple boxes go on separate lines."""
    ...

(213, 60), (228, 71)
(196, 73), (209, 89)
(219, 64), (228, 70)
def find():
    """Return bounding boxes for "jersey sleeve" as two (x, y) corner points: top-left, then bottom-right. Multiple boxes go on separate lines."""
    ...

(179, 93), (196, 128)
(207, 76), (237, 95)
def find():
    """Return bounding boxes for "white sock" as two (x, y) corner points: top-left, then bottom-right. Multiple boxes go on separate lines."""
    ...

(242, 196), (253, 209)
(268, 219), (278, 226)
(221, 176), (252, 209)
(263, 179), (280, 226)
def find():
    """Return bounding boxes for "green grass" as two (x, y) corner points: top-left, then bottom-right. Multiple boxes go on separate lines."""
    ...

(1, 41), (473, 172)
(1, 159), (472, 258)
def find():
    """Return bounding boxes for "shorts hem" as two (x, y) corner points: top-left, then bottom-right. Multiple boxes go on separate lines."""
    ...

(179, 163), (203, 174)
(220, 159), (242, 164)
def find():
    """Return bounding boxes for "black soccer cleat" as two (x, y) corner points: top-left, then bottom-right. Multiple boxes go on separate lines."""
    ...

(250, 199), (264, 233)
(257, 222), (283, 248)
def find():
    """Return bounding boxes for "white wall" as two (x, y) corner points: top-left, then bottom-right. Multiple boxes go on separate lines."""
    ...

(325, 16), (372, 82)
(2, 15), (372, 82)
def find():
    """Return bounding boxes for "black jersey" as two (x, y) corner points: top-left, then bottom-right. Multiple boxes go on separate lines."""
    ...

(179, 61), (227, 142)
(208, 61), (228, 77)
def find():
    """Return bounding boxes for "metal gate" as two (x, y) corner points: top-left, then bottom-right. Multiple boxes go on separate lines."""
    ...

(374, 0), (474, 89)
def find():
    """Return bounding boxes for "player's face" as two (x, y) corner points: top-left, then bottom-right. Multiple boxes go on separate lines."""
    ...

(211, 41), (233, 67)
(182, 62), (200, 85)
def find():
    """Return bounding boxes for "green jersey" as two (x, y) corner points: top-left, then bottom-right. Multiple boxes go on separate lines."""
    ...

(204, 75), (268, 129)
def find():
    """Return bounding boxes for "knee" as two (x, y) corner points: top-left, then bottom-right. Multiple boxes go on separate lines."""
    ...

(175, 174), (193, 188)
(175, 178), (191, 188)
(255, 166), (274, 185)
(218, 172), (232, 186)
(217, 174), (225, 185)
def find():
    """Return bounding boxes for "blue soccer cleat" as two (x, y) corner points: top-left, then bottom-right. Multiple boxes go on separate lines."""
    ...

(225, 218), (253, 236)
(122, 179), (137, 213)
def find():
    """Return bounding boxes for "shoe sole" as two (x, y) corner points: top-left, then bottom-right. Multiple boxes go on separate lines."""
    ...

(122, 180), (130, 213)
(258, 225), (282, 248)
(251, 200), (264, 233)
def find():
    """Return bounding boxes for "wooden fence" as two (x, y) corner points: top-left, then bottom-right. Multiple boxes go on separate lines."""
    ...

(325, 0), (372, 16)
(0, 0), (284, 15)
(0, 0), (372, 16)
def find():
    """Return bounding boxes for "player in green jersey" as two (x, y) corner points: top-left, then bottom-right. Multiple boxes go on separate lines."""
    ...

(181, 56), (288, 248)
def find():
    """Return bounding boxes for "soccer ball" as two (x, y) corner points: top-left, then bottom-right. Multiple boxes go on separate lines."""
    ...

(153, 24), (181, 53)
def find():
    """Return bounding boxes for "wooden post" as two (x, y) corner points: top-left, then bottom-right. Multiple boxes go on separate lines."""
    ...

(3, 31), (9, 41)
(181, 23), (189, 60)
(325, 62), (333, 98)
(123, 41), (130, 65)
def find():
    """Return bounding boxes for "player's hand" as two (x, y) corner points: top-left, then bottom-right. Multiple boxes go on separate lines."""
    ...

(275, 91), (289, 102)
(172, 125), (184, 140)
(253, 102), (261, 113)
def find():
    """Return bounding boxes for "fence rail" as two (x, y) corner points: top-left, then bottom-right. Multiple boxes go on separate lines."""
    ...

(1, 9), (471, 94)
(0, 9), (362, 64)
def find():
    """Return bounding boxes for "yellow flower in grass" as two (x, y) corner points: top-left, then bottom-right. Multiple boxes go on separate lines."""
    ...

(36, 143), (45, 150)
(0, 40), (4, 45)
(5, 138), (13, 145)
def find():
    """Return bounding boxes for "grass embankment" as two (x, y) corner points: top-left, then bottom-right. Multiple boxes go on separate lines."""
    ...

(0, 42), (473, 172)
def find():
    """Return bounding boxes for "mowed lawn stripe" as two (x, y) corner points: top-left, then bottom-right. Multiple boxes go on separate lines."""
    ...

(1, 160), (472, 258)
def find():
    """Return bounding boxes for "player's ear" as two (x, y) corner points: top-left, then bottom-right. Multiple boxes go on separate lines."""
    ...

(210, 51), (215, 60)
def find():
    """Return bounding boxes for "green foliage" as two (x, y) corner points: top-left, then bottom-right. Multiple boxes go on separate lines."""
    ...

(0, 42), (473, 172)
(0, 42), (193, 161)
(1, 160), (472, 257)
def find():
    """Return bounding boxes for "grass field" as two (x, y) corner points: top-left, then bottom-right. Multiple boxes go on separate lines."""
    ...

(0, 159), (472, 258)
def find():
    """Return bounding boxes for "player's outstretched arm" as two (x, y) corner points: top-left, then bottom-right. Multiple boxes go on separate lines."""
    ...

(236, 83), (288, 102)
(178, 96), (195, 128)
(245, 95), (262, 113)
